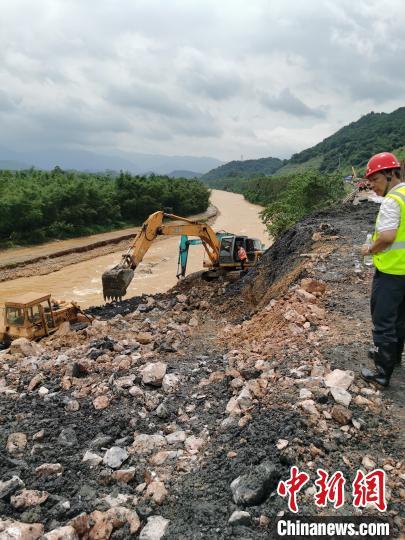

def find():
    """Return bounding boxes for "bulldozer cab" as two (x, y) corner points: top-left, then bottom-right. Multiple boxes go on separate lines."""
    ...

(1, 293), (57, 343)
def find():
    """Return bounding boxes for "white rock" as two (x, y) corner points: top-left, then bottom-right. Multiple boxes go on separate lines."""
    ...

(228, 510), (251, 525)
(299, 388), (313, 399)
(38, 386), (49, 397)
(330, 387), (352, 407)
(142, 362), (167, 386)
(82, 451), (103, 467)
(362, 455), (376, 470)
(185, 436), (204, 455)
(276, 439), (289, 450)
(103, 447), (128, 469)
(166, 431), (186, 444)
(114, 375), (136, 389)
(162, 374), (180, 393)
(226, 387), (253, 416)
(132, 434), (166, 454)
(300, 399), (319, 416)
(129, 386), (144, 400)
(324, 369), (354, 390)
(139, 516), (170, 540)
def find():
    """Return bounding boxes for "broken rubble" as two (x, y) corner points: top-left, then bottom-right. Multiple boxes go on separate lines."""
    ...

(325, 369), (354, 391)
(0, 476), (25, 499)
(139, 516), (170, 540)
(162, 373), (180, 393)
(10, 489), (49, 509)
(331, 404), (353, 425)
(0, 520), (44, 539)
(42, 526), (79, 539)
(103, 446), (129, 469)
(131, 434), (166, 454)
(330, 387), (352, 407)
(10, 337), (42, 356)
(6, 432), (27, 454)
(228, 510), (251, 525)
(299, 399), (319, 416)
(231, 461), (279, 506)
(35, 463), (64, 477)
(145, 481), (169, 505)
(82, 451), (103, 467)
(93, 395), (110, 409)
(142, 362), (167, 386)
(112, 468), (136, 483)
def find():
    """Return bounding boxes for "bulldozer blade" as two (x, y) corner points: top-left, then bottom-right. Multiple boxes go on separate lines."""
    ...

(102, 265), (134, 302)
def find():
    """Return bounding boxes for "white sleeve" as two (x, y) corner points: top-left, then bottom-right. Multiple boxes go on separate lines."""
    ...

(376, 197), (401, 232)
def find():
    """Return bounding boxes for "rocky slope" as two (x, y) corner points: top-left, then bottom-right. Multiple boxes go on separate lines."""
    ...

(0, 199), (404, 539)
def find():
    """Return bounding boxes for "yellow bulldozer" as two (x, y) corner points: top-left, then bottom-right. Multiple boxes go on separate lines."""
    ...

(0, 292), (91, 349)
(102, 211), (265, 301)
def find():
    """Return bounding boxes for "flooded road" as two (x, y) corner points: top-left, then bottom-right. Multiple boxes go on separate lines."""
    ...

(0, 190), (268, 308)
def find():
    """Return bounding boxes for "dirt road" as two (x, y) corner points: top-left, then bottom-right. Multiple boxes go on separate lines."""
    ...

(0, 190), (268, 308)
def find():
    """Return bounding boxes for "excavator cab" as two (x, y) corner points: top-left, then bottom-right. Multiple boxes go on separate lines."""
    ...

(219, 236), (263, 266)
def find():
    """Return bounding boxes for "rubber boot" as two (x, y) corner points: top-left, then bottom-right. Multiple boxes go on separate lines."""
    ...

(361, 343), (397, 387)
(369, 340), (403, 365)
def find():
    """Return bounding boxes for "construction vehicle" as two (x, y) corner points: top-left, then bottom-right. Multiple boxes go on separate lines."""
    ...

(0, 293), (91, 349)
(102, 211), (265, 301)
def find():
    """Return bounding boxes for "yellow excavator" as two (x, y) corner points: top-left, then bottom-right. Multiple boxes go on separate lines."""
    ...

(102, 211), (265, 301)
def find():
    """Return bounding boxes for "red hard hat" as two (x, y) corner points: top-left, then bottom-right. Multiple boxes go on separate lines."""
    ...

(365, 152), (400, 178)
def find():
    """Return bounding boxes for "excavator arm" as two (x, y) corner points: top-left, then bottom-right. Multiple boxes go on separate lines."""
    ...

(102, 211), (221, 301)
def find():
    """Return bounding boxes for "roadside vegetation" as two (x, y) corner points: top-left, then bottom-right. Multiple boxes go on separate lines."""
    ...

(0, 168), (209, 246)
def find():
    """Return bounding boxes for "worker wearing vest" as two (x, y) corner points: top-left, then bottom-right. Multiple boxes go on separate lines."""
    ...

(361, 152), (405, 387)
(237, 244), (248, 270)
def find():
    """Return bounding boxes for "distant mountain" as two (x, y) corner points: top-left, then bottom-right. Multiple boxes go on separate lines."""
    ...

(201, 157), (284, 186)
(168, 170), (202, 179)
(0, 146), (223, 175)
(275, 106), (405, 175)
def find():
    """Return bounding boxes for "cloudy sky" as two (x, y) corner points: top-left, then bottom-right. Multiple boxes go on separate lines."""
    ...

(1, 0), (404, 162)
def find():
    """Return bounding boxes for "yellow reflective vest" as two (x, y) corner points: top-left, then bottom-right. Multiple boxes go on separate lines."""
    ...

(372, 186), (405, 275)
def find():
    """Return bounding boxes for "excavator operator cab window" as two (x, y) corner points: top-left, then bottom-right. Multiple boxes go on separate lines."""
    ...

(6, 307), (25, 326)
(220, 237), (233, 254)
(220, 237), (235, 264)
(253, 239), (262, 250)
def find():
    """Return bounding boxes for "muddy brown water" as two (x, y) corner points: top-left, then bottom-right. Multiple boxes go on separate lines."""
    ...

(0, 190), (268, 308)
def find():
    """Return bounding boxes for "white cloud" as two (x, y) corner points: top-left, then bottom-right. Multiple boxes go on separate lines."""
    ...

(0, 0), (404, 161)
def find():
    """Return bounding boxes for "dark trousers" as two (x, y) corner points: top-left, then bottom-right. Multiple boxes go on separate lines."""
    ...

(371, 269), (405, 344)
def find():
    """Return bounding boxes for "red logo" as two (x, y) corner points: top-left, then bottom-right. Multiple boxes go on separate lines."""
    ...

(277, 466), (310, 513)
(352, 469), (387, 512)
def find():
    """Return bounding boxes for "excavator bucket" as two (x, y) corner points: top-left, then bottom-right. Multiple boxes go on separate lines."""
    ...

(102, 264), (134, 302)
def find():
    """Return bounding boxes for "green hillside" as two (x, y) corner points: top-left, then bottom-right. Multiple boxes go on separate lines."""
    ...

(201, 156), (284, 187)
(280, 107), (405, 174)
